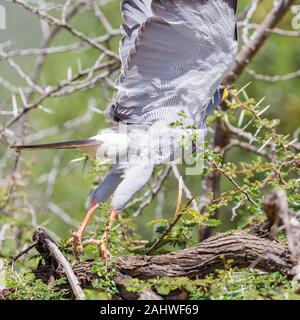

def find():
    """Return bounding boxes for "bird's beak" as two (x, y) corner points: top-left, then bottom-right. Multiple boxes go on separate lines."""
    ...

(221, 87), (229, 102)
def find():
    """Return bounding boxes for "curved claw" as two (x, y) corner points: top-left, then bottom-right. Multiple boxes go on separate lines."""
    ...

(86, 239), (111, 261)
(99, 241), (112, 260)
(67, 201), (99, 257)
(69, 232), (84, 256)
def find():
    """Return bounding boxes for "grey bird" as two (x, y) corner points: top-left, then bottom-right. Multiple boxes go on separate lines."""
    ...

(12, 0), (238, 259)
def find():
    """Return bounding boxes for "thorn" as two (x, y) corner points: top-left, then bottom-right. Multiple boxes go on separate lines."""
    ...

(257, 105), (270, 116)
(258, 137), (272, 152)
(238, 110), (245, 127)
(76, 58), (82, 73)
(255, 97), (266, 108)
(12, 94), (18, 116)
(67, 67), (72, 81)
(18, 88), (27, 107)
(236, 82), (251, 95)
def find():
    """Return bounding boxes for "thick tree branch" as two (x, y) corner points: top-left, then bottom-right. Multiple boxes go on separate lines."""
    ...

(27, 228), (295, 301)
(225, 0), (296, 84)
(115, 232), (294, 279)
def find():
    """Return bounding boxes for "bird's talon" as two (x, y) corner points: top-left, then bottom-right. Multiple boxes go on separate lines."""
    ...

(71, 232), (84, 255)
(99, 242), (111, 260)
(87, 239), (111, 261)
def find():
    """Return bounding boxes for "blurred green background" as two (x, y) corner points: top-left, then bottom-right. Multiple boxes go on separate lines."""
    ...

(0, 0), (299, 240)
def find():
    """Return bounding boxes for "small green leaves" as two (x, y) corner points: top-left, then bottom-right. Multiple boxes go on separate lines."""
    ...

(202, 219), (222, 227)
(123, 268), (300, 300)
(177, 110), (188, 119)
(170, 120), (183, 128)
(5, 270), (68, 300)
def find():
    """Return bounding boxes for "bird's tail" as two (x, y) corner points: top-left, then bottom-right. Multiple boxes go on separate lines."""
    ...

(11, 139), (101, 153)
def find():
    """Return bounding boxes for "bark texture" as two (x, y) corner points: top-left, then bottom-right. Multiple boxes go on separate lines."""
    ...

(1, 225), (296, 300)
(115, 232), (294, 279)
(32, 229), (295, 286)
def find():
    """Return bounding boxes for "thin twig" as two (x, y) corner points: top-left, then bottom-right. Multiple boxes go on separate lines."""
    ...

(146, 177), (184, 255)
(12, 243), (38, 263)
(207, 157), (257, 206)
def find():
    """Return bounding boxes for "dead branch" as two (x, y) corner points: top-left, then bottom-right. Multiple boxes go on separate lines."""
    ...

(29, 227), (295, 300)
(32, 229), (85, 300)
(37, 231), (295, 300)
(265, 190), (300, 280)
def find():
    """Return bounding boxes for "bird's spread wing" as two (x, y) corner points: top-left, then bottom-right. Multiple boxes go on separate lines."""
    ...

(120, 0), (153, 68)
(109, 0), (238, 126)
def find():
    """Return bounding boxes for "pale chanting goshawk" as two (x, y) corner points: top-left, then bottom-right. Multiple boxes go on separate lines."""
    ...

(12, 0), (238, 258)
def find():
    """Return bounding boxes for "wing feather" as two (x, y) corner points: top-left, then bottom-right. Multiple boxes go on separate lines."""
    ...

(121, 0), (152, 27)
(120, 0), (152, 68)
(110, 0), (238, 125)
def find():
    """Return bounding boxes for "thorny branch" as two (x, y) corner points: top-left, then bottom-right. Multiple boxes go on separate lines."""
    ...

(0, 1), (299, 288)
(225, 0), (297, 84)
(200, 0), (299, 239)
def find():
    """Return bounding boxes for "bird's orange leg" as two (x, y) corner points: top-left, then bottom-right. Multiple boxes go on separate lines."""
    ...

(71, 201), (99, 255)
(87, 209), (117, 261)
